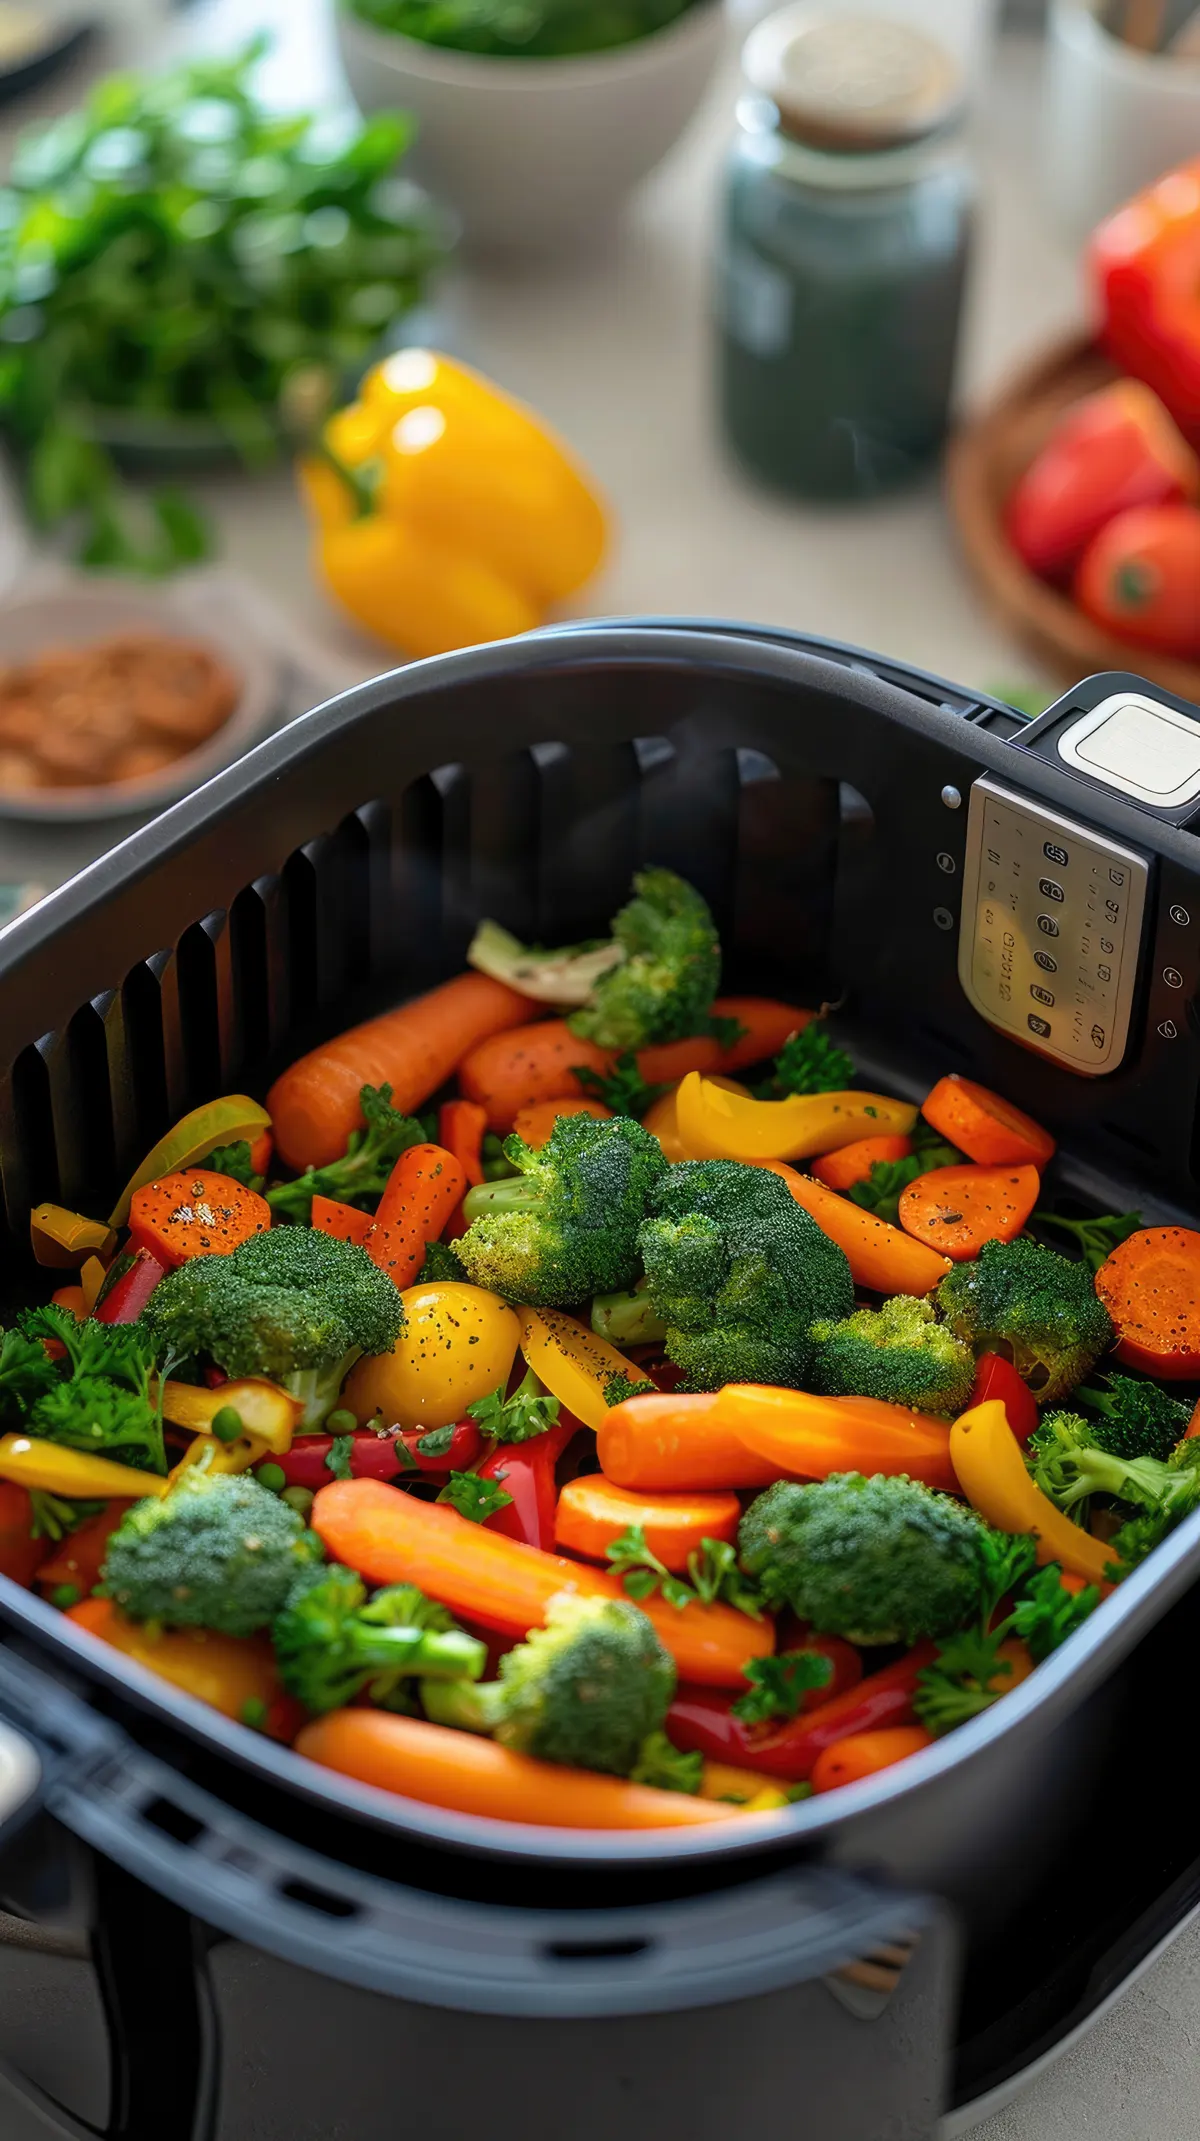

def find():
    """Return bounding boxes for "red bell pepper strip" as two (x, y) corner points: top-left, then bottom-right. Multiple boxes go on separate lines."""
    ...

(479, 1418), (577, 1551)
(666, 1645), (936, 1782)
(270, 1421), (483, 1491)
(92, 1245), (170, 1324)
(969, 1353), (1039, 1446)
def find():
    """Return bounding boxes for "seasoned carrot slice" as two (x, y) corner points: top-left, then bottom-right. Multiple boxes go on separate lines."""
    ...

(922, 1075), (1055, 1169)
(897, 1164), (1040, 1261)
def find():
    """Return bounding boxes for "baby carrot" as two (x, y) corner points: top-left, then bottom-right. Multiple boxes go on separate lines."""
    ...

(922, 1075), (1055, 1170)
(268, 972), (535, 1171)
(511, 1097), (612, 1148)
(810, 1726), (934, 1793)
(297, 1709), (741, 1827)
(597, 1392), (782, 1492)
(897, 1164), (1040, 1260)
(311, 1194), (374, 1246)
(366, 1144), (469, 1291)
(554, 1475), (741, 1572)
(311, 1477), (773, 1687)
(438, 1099), (487, 1187)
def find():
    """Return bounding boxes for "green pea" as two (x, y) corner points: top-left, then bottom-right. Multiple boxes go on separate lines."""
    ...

(326, 1409), (357, 1436)
(256, 1462), (286, 1493)
(212, 1406), (244, 1443)
(281, 1486), (314, 1516)
(240, 1697), (268, 1730)
(49, 1583), (81, 1610)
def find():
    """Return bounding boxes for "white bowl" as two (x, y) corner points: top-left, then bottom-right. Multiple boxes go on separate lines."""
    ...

(0, 578), (280, 823)
(335, 1), (727, 251)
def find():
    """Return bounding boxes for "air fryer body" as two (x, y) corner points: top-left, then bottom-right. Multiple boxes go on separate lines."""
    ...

(0, 623), (1198, 2141)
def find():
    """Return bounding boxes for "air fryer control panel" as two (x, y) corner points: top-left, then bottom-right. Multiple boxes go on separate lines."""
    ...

(958, 776), (1150, 1076)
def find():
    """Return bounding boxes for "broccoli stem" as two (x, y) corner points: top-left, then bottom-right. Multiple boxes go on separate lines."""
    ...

(284, 1354), (363, 1431)
(356, 1625), (488, 1681)
(461, 1177), (542, 1224)
(591, 1286), (668, 1347)
(420, 1677), (507, 1733)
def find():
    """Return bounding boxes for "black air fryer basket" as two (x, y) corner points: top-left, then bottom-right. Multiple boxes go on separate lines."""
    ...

(1, 622), (1200, 2141)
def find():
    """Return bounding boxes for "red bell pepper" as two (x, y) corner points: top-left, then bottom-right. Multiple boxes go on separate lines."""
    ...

(0, 1484), (44, 1589)
(969, 1353), (1039, 1446)
(1006, 379), (1199, 581)
(91, 1245), (170, 1324)
(479, 1419), (577, 1551)
(667, 1645), (936, 1782)
(1092, 161), (1200, 445)
(271, 1421), (483, 1491)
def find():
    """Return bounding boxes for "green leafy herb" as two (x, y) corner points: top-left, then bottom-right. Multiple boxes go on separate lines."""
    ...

(843, 1121), (962, 1226)
(28, 1491), (107, 1543)
(915, 1551), (1099, 1736)
(706, 1013), (748, 1052)
(467, 1368), (559, 1444)
(1033, 1209), (1143, 1274)
(754, 1023), (855, 1100)
(415, 1424), (456, 1457)
(436, 1471), (513, 1523)
(4, 1308), (166, 1473)
(604, 1524), (764, 1619)
(574, 1053), (663, 1118)
(731, 1648), (833, 1725)
(268, 1082), (428, 1222)
(0, 41), (445, 572)
(630, 1729), (703, 1794)
(324, 1436), (354, 1481)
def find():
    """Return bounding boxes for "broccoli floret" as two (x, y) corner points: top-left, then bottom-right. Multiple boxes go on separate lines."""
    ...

(417, 1240), (465, 1284)
(1027, 1411), (1200, 1520)
(267, 1082), (428, 1223)
(811, 1295), (975, 1415)
(753, 1023), (855, 1099)
(101, 1470), (323, 1636)
(637, 1159), (853, 1390)
(7, 1310), (166, 1472)
(936, 1237), (1113, 1405)
(467, 919), (624, 1006)
(420, 1592), (675, 1776)
(456, 1113), (666, 1306)
(567, 869), (721, 1051)
(738, 1474), (989, 1644)
(272, 1566), (486, 1714)
(141, 1227), (403, 1427)
(1075, 1374), (1192, 1463)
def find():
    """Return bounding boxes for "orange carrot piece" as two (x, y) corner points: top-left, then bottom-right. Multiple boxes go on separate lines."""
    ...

(554, 1475), (741, 1572)
(597, 1392), (784, 1492)
(1095, 1226), (1200, 1378)
(128, 1168), (271, 1269)
(366, 1143), (469, 1291)
(438, 1099), (487, 1187)
(312, 1477), (772, 1687)
(897, 1163), (1040, 1261)
(50, 1284), (87, 1317)
(922, 1075), (1055, 1169)
(36, 1501), (135, 1596)
(460, 999), (815, 1134)
(297, 1708), (741, 1827)
(67, 1598), (293, 1734)
(311, 1194), (374, 1247)
(268, 972), (536, 1171)
(712, 1384), (958, 1494)
(811, 1726), (934, 1793)
(812, 1134), (912, 1192)
(511, 1097), (612, 1148)
(764, 1164), (951, 1296)
(248, 1129), (273, 1177)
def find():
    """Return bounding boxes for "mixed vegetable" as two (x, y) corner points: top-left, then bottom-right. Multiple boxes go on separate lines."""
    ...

(7, 867), (1198, 1832)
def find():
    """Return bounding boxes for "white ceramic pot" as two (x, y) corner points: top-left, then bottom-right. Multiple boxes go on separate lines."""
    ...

(335, 0), (728, 252)
(1043, 0), (1200, 242)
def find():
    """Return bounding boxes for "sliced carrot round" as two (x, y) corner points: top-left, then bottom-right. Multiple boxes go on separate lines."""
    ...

(1095, 1226), (1200, 1378)
(812, 1134), (912, 1192)
(554, 1475), (740, 1572)
(922, 1075), (1055, 1169)
(897, 1163), (1040, 1261)
(128, 1168), (271, 1267)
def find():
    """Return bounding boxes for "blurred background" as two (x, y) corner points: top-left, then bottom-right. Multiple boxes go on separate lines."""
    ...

(0, 0), (1195, 893)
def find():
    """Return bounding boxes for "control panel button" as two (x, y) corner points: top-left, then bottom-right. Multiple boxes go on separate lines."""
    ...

(1028, 1014), (1051, 1037)
(1038, 878), (1065, 902)
(1034, 950), (1058, 973)
(1058, 692), (1200, 808)
(1037, 914), (1060, 937)
(1030, 985), (1054, 1005)
(1044, 842), (1069, 866)
(1164, 967), (1184, 989)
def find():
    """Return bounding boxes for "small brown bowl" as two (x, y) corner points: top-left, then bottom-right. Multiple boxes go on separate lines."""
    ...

(946, 331), (1200, 706)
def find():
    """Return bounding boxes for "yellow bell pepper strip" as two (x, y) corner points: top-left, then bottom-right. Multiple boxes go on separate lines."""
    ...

(169, 1432), (271, 1482)
(79, 1256), (108, 1313)
(643, 1078), (749, 1162)
(699, 1761), (790, 1810)
(0, 1434), (169, 1501)
(67, 1598), (290, 1730)
(518, 1306), (645, 1431)
(674, 1073), (917, 1165)
(948, 1399), (1113, 1586)
(109, 1095), (271, 1227)
(30, 1204), (116, 1270)
(158, 1376), (301, 1454)
(299, 350), (608, 661)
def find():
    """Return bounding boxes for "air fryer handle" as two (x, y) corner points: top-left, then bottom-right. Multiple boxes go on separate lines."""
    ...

(0, 1647), (957, 2140)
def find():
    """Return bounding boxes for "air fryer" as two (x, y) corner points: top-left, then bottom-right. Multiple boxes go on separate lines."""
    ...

(0, 622), (1196, 2141)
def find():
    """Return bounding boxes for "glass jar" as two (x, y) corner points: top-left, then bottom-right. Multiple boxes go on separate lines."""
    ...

(716, 12), (976, 502)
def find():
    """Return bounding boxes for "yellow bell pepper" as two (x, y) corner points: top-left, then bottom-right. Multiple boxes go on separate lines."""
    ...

(159, 1377), (301, 1454)
(344, 1283), (520, 1432)
(30, 1204), (116, 1270)
(67, 1598), (285, 1728)
(948, 1399), (1113, 1586)
(109, 1095), (271, 1227)
(0, 1434), (169, 1501)
(643, 1078), (749, 1162)
(674, 1073), (918, 1166)
(169, 1431), (271, 1482)
(80, 1256), (108, 1313)
(699, 1760), (790, 1809)
(299, 350), (609, 660)
(519, 1306), (643, 1432)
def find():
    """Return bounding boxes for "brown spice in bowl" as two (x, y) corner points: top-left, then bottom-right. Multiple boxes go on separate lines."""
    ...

(0, 633), (240, 793)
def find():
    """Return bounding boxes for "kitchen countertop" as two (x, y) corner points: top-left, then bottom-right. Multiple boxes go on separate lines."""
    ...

(0, 7), (1197, 2138)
